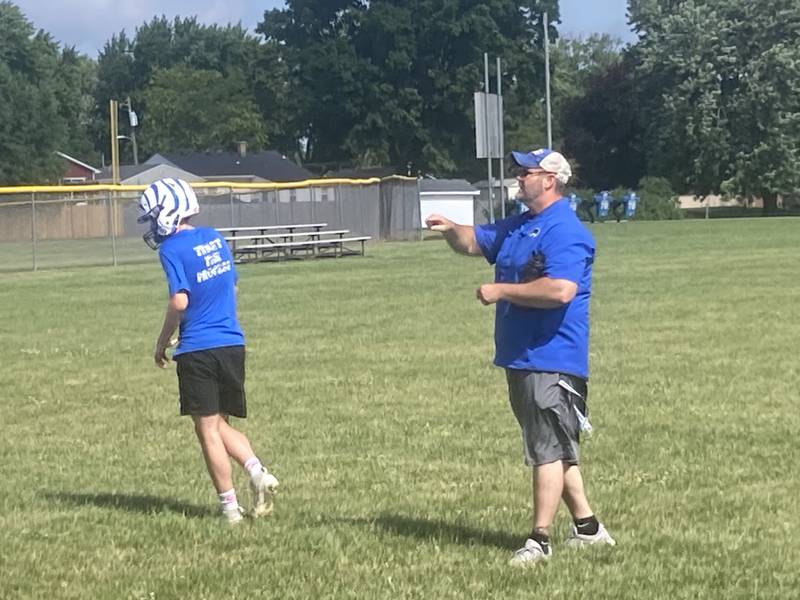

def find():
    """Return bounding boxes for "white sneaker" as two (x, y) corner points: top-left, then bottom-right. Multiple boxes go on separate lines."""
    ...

(509, 538), (552, 566)
(564, 523), (616, 548)
(222, 505), (245, 525)
(250, 467), (279, 517)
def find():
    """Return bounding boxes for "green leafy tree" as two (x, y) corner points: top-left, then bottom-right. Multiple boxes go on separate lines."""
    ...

(0, 1), (66, 184)
(247, 39), (296, 156)
(129, 17), (259, 86)
(54, 47), (98, 163)
(632, 0), (800, 212)
(140, 65), (266, 154)
(550, 34), (626, 131)
(634, 176), (682, 220)
(257, 0), (559, 176)
(557, 41), (646, 189)
(92, 31), (136, 162)
(94, 17), (276, 160)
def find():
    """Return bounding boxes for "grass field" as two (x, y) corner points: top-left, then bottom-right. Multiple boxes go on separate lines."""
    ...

(1, 218), (799, 599)
(0, 236), (153, 272)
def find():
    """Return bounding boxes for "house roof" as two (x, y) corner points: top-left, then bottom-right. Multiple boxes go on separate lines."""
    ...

(97, 163), (204, 185)
(98, 164), (157, 182)
(419, 179), (479, 193)
(146, 151), (314, 182)
(56, 151), (100, 174)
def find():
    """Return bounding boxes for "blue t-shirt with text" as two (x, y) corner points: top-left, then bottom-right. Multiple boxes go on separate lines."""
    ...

(474, 199), (595, 379)
(158, 227), (244, 356)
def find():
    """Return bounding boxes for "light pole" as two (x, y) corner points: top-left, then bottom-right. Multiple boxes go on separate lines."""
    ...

(543, 12), (552, 149)
(109, 99), (119, 184)
(109, 97), (139, 183)
(120, 97), (139, 165)
(117, 135), (137, 166)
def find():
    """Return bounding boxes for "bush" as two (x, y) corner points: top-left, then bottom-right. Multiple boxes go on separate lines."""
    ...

(634, 177), (683, 220)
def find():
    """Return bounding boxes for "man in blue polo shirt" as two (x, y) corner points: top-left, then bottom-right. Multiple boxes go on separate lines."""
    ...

(139, 177), (279, 525)
(426, 149), (615, 565)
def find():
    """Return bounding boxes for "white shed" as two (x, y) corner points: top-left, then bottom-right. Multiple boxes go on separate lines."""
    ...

(419, 179), (480, 227)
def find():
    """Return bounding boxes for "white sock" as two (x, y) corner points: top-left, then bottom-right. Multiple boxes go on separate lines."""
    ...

(244, 456), (263, 480)
(219, 488), (239, 511)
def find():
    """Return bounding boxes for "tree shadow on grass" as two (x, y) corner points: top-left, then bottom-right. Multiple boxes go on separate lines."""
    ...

(336, 514), (519, 550)
(46, 491), (214, 519)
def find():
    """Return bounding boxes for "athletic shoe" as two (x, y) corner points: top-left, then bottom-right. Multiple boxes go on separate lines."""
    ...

(564, 523), (616, 548)
(250, 467), (279, 517)
(222, 505), (245, 525)
(509, 538), (552, 566)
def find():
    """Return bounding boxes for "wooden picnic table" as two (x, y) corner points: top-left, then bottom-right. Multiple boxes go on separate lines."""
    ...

(224, 229), (349, 254)
(224, 229), (349, 244)
(229, 234), (371, 262)
(217, 223), (327, 238)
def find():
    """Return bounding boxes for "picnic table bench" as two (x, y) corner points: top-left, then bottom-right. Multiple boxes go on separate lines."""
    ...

(222, 226), (370, 262)
(217, 223), (328, 238)
(225, 229), (350, 247)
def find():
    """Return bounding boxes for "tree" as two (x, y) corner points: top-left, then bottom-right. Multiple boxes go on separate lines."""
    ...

(54, 47), (98, 163)
(257, 0), (560, 177)
(632, 0), (800, 212)
(0, 1), (66, 184)
(247, 39), (296, 156)
(94, 17), (271, 161)
(140, 65), (266, 154)
(634, 176), (682, 220)
(556, 38), (647, 189)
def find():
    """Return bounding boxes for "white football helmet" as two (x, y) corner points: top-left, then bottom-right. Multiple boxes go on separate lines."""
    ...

(137, 178), (200, 249)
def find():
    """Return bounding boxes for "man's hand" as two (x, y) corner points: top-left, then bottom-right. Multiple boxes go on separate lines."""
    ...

(425, 214), (481, 256)
(476, 284), (502, 305)
(425, 214), (455, 232)
(154, 338), (178, 369)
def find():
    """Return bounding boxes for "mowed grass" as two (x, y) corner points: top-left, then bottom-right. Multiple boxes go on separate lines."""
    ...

(0, 235), (153, 272)
(1, 218), (798, 599)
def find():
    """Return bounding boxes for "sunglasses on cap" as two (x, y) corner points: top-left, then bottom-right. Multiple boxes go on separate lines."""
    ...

(508, 165), (554, 179)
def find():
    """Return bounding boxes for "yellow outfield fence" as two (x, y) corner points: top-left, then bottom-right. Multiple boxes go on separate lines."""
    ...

(0, 176), (416, 195)
(0, 177), (421, 272)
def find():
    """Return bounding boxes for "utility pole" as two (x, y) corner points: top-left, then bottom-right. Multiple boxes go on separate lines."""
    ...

(496, 56), (506, 219)
(543, 12), (552, 149)
(109, 99), (119, 184)
(121, 97), (139, 165)
(484, 53), (494, 223)
(474, 56), (506, 223)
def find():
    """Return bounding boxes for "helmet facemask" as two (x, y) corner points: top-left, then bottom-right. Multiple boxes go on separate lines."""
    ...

(137, 204), (171, 250)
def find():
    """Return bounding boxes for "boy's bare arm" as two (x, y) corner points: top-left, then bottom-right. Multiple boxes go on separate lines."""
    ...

(154, 292), (188, 368)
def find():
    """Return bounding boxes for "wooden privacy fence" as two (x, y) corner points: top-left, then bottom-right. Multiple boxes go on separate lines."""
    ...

(0, 196), (124, 242)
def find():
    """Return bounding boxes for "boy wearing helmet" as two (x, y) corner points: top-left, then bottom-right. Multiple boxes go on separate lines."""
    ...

(138, 177), (279, 524)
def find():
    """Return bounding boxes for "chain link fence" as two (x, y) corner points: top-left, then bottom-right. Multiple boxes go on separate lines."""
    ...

(0, 177), (421, 272)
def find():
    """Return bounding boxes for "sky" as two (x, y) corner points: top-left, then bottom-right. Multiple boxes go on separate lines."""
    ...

(13, 0), (636, 57)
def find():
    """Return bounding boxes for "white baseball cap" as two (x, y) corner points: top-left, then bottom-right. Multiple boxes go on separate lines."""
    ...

(510, 148), (572, 184)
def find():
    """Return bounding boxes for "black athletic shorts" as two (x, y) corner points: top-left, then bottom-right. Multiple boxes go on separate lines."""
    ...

(175, 345), (246, 418)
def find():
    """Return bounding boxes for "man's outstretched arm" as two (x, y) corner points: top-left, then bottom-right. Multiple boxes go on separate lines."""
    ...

(425, 214), (482, 256)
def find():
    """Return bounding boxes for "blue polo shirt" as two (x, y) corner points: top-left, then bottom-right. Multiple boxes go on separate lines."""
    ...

(474, 199), (595, 379)
(158, 227), (244, 356)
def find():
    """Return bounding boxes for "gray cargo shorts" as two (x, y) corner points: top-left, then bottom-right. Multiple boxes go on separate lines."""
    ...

(505, 369), (588, 467)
